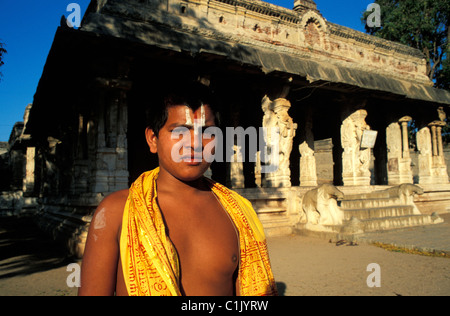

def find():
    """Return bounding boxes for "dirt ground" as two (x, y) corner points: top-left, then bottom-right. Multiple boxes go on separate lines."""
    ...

(0, 217), (449, 296)
(268, 235), (450, 296)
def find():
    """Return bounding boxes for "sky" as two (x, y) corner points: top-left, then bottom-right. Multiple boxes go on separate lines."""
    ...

(0, 0), (374, 142)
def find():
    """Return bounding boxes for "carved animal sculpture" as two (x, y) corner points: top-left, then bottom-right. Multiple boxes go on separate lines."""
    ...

(389, 183), (424, 197)
(302, 184), (345, 226)
(381, 184), (424, 214)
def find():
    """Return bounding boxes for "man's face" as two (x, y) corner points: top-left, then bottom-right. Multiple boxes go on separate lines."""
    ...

(146, 104), (217, 182)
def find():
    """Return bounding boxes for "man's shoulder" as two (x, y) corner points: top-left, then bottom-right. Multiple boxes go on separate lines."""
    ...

(93, 189), (129, 228)
(102, 189), (129, 205)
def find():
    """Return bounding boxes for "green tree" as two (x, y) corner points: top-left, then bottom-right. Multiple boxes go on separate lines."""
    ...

(0, 41), (6, 81)
(363, 0), (450, 89)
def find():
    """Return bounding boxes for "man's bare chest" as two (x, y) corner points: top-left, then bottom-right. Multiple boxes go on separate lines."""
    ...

(157, 192), (239, 293)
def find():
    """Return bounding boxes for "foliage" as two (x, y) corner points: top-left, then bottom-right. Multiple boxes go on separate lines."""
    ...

(0, 41), (6, 81)
(373, 242), (450, 258)
(363, 0), (450, 89)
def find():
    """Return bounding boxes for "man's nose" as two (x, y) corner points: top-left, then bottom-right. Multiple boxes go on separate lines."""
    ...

(185, 129), (203, 152)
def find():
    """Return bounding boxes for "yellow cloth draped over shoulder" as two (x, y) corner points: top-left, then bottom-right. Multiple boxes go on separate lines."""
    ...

(120, 168), (278, 296)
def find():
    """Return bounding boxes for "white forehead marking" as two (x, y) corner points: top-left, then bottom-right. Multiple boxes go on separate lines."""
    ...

(185, 107), (193, 125)
(200, 105), (206, 126)
(194, 105), (206, 137)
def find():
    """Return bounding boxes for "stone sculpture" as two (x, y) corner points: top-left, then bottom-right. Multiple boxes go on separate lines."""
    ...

(299, 141), (317, 186)
(341, 109), (371, 186)
(261, 96), (297, 187)
(301, 184), (345, 227)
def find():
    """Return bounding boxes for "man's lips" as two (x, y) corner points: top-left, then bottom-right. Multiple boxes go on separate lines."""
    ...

(181, 155), (203, 163)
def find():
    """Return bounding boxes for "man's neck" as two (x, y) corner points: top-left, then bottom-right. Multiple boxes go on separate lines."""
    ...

(156, 167), (210, 196)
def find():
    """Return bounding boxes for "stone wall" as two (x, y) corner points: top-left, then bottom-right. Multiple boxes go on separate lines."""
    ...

(410, 144), (450, 184)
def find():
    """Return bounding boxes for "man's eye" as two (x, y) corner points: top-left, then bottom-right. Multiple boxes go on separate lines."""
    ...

(202, 126), (219, 138)
(172, 127), (189, 134)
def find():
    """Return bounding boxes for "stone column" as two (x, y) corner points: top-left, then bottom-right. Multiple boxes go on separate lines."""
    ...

(299, 106), (317, 187)
(437, 125), (445, 159)
(341, 109), (371, 186)
(431, 124), (438, 157)
(386, 122), (402, 185)
(228, 144), (245, 189)
(429, 120), (449, 184)
(73, 114), (89, 194)
(23, 147), (36, 194)
(386, 116), (413, 185)
(416, 126), (433, 184)
(399, 116), (411, 159)
(261, 96), (297, 188)
(399, 116), (413, 184)
(255, 151), (262, 187)
(90, 78), (132, 193)
(299, 141), (317, 186)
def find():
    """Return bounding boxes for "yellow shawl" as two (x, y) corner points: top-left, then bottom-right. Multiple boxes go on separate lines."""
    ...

(120, 168), (278, 296)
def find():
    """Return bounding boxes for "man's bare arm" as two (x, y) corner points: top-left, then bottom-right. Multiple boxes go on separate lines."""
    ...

(78, 189), (128, 296)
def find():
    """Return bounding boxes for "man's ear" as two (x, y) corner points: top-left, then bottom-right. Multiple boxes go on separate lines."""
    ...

(145, 128), (158, 154)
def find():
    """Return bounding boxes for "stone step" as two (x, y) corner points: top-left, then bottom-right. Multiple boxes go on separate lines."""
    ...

(352, 214), (438, 232)
(340, 197), (402, 209)
(256, 207), (286, 214)
(255, 207), (292, 236)
(342, 205), (415, 220)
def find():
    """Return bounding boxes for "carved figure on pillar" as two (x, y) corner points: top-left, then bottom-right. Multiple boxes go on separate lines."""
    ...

(341, 109), (371, 186)
(417, 126), (433, 184)
(228, 144), (245, 189)
(261, 96), (297, 187)
(429, 120), (449, 184)
(386, 116), (413, 185)
(90, 77), (132, 193)
(417, 121), (449, 184)
(299, 141), (317, 186)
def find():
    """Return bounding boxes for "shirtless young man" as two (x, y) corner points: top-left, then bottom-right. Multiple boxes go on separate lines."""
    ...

(78, 83), (277, 296)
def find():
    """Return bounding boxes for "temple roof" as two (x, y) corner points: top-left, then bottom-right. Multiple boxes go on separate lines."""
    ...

(76, 0), (450, 105)
(25, 0), (450, 136)
(293, 0), (319, 13)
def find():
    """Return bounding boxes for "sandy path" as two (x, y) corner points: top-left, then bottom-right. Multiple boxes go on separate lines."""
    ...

(267, 235), (450, 296)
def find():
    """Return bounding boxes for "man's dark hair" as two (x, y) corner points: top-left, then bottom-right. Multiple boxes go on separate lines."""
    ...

(146, 81), (220, 136)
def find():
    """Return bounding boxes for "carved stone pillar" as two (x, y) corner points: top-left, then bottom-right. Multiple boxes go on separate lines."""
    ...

(299, 106), (317, 187)
(341, 109), (371, 186)
(387, 117), (413, 185)
(72, 114), (89, 194)
(262, 97), (297, 188)
(431, 124), (438, 157)
(429, 120), (449, 184)
(417, 126), (433, 184)
(400, 117), (411, 159)
(90, 78), (132, 193)
(23, 147), (36, 194)
(299, 141), (317, 186)
(228, 144), (245, 189)
(254, 151), (262, 188)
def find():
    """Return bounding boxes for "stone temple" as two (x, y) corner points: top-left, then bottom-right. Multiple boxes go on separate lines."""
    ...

(1, 0), (450, 257)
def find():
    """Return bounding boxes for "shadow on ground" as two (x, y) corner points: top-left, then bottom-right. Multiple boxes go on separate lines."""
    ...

(276, 282), (287, 296)
(0, 217), (74, 280)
